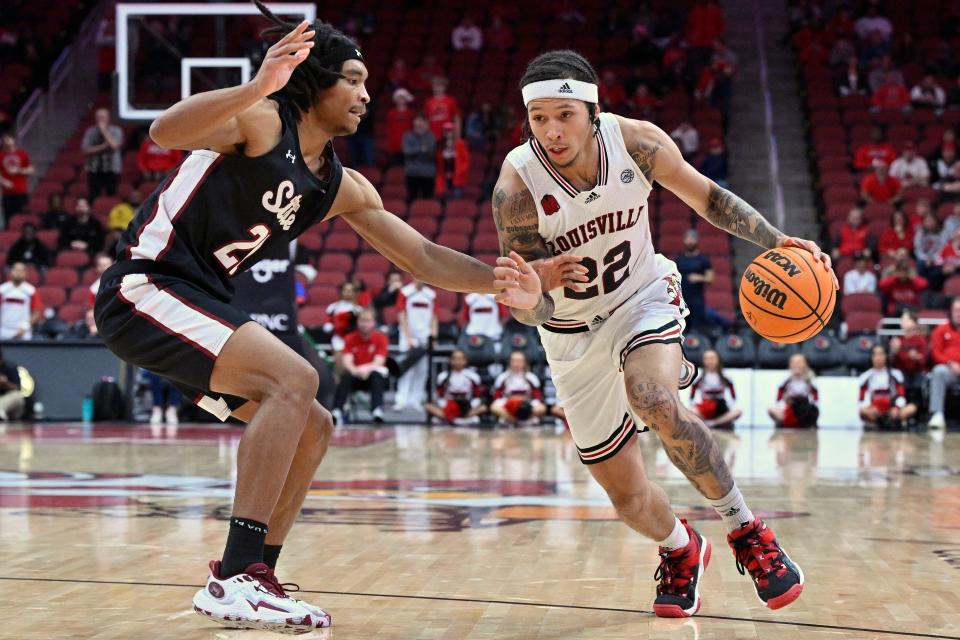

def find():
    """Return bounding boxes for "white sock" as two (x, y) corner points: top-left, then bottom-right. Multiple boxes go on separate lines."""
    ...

(657, 516), (691, 551)
(710, 485), (754, 531)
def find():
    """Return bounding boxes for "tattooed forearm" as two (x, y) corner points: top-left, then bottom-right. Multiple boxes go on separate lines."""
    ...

(630, 139), (663, 184)
(511, 291), (555, 326)
(703, 184), (785, 249)
(492, 186), (548, 258)
(627, 381), (734, 499)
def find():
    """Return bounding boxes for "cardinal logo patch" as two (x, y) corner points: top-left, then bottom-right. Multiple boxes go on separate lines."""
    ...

(541, 194), (560, 216)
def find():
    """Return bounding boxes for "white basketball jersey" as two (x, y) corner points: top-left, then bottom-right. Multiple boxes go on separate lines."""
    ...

(506, 113), (657, 330)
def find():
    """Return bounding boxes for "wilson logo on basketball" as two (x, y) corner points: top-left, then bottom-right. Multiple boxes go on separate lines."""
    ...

(743, 268), (788, 310)
(762, 250), (802, 277)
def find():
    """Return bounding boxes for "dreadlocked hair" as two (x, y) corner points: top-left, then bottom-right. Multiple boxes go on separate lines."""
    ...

(519, 50), (600, 140)
(252, 0), (359, 123)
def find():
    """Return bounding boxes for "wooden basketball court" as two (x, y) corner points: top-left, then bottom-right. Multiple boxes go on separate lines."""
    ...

(1, 422), (958, 639)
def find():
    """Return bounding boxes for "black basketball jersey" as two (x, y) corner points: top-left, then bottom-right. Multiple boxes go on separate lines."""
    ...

(114, 97), (343, 301)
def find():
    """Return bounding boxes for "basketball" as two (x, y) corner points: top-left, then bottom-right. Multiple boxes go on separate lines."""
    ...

(739, 247), (835, 344)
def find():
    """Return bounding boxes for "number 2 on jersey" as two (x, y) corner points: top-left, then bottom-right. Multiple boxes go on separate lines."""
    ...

(214, 224), (271, 275)
(564, 240), (631, 300)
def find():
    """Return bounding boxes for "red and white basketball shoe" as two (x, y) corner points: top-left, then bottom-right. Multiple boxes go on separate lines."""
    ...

(653, 519), (712, 617)
(192, 561), (328, 634)
(727, 517), (804, 609)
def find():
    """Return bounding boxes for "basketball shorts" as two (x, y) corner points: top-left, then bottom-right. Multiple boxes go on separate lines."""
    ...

(539, 255), (689, 465)
(94, 271), (253, 421)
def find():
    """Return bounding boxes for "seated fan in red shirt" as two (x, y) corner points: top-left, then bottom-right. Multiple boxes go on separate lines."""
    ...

(331, 309), (390, 425)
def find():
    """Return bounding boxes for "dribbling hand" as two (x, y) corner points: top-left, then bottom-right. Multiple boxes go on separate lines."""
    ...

(778, 236), (839, 290)
(252, 20), (315, 98)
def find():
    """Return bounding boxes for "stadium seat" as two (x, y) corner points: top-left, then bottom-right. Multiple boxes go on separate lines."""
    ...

(55, 250), (90, 269)
(38, 286), (67, 308)
(681, 331), (712, 367)
(43, 267), (80, 288)
(801, 334), (846, 372)
(843, 334), (878, 371)
(845, 311), (881, 335)
(715, 333), (756, 368)
(841, 293), (882, 316)
(297, 305), (327, 328)
(58, 304), (84, 323)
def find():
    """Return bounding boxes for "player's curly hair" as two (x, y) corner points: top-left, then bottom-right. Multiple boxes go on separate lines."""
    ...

(252, 0), (359, 122)
(519, 50), (600, 138)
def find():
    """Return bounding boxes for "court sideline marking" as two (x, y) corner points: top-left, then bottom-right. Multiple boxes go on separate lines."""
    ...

(0, 575), (956, 639)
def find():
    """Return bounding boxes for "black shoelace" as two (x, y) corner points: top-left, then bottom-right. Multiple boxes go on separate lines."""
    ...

(731, 534), (785, 579)
(654, 549), (693, 595)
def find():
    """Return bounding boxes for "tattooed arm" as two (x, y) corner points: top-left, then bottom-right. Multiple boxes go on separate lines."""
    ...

(616, 116), (836, 284)
(491, 161), (556, 326)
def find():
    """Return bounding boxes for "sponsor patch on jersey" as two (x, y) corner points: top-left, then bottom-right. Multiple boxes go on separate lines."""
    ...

(620, 169), (635, 183)
(541, 194), (560, 216)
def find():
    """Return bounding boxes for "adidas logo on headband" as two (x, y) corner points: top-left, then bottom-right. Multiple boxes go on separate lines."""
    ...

(522, 78), (599, 105)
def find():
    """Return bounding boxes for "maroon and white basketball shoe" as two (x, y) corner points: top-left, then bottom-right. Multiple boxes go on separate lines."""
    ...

(653, 519), (712, 617)
(192, 561), (328, 634)
(727, 517), (804, 609)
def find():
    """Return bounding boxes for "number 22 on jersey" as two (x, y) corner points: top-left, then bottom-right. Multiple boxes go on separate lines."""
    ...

(214, 224), (271, 276)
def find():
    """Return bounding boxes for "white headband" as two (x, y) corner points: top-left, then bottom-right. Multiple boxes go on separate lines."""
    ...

(522, 79), (599, 106)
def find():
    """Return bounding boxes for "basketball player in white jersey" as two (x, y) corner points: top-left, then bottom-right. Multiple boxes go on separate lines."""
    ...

(492, 51), (838, 617)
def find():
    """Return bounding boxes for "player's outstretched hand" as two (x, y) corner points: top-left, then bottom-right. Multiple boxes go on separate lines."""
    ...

(493, 251), (542, 310)
(779, 236), (839, 290)
(531, 254), (590, 292)
(252, 20), (315, 97)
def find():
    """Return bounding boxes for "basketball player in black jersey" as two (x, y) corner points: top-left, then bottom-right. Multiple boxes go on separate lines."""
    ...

(94, 4), (585, 633)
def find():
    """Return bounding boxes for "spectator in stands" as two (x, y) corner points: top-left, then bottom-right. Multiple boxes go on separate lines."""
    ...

(829, 38), (856, 68)
(423, 349), (487, 425)
(490, 350), (546, 426)
(843, 250), (877, 294)
(451, 15), (483, 51)
(349, 275), (372, 308)
(108, 189), (140, 232)
(670, 122), (700, 160)
(689, 349), (741, 430)
(385, 88), (415, 166)
(858, 344), (916, 430)
(860, 159), (902, 205)
(484, 15), (514, 51)
(878, 258), (927, 315)
(598, 69), (627, 111)
(854, 126), (896, 170)
(386, 58), (409, 93)
(871, 72), (911, 112)
(944, 203), (960, 239)
(436, 123), (469, 199)
(324, 281), (361, 360)
(854, 5), (892, 42)
(6, 223), (50, 270)
(699, 138), (728, 188)
(858, 29), (890, 68)
(946, 73), (960, 109)
(394, 279), (437, 410)
(833, 207), (873, 259)
(460, 292), (504, 340)
(0, 132), (33, 218)
(910, 75), (946, 111)
(931, 145), (960, 198)
(0, 348), (24, 421)
(878, 210), (913, 258)
(625, 83), (658, 119)
(41, 194), (68, 231)
(926, 297), (960, 429)
(937, 227), (960, 282)
(685, 0), (725, 67)
(137, 134), (182, 181)
(676, 230), (726, 331)
(424, 77), (461, 140)
(145, 370), (180, 426)
(769, 353), (820, 429)
(332, 309), (389, 425)
(412, 55), (444, 93)
(915, 212), (945, 289)
(867, 56), (902, 94)
(889, 309), (928, 407)
(81, 107), (123, 200)
(373, 270), (404, 322)
(403, 115), (436, 202)
(0, 262), (42, 340)
(835, 55), (869, 96)
(59, 197), (104, 255)
(87, 253), (113, 306)
(890, 142), (930, 187)
(464, 102), (494, 150)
